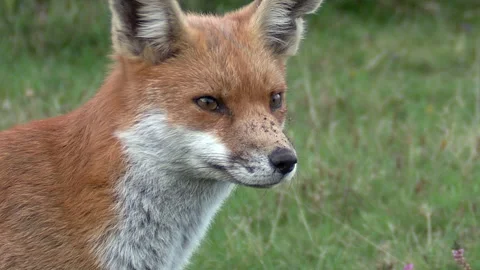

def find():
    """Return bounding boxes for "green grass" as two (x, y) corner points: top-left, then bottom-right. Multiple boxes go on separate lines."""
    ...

(1, 1), (480, 269)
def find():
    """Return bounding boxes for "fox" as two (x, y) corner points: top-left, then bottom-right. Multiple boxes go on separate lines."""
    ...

(0, 0), (323, 269)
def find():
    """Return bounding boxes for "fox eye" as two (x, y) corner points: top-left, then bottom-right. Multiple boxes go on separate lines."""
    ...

(195, 96), (219, 112)
(270, 93), (283, 111)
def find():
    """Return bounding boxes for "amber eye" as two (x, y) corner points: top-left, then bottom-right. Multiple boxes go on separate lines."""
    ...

(270, 93), (283, 111)
(195, 96), (219, 111)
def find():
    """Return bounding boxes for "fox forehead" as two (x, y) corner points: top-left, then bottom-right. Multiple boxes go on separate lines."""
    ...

(133, 14), (288, 103)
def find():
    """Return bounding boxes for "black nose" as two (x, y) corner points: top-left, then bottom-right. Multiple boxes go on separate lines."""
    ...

(268, 148), (297, 175)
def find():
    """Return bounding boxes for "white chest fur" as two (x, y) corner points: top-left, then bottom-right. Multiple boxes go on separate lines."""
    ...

(99, 113), (235, 270)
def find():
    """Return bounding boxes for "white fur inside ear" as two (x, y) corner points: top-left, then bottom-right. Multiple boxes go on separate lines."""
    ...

(253, 0), (323, 56)
(136, 0), (184, 56)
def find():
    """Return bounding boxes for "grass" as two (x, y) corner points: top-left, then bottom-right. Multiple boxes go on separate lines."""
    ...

(1, 1), (480, 269)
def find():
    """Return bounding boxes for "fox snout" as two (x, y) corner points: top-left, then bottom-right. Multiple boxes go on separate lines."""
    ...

(268, 147), (297, 175)
(227, 144), (298, 188)
(215, 118), (298, 188)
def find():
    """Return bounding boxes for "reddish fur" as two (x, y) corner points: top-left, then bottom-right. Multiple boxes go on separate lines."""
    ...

(0, 3), (294, 269)
(0, 66), (130, 269)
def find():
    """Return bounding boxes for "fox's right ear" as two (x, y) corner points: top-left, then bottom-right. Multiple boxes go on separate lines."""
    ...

(109, 0), (188, 64)
(251, 0), (323, 57)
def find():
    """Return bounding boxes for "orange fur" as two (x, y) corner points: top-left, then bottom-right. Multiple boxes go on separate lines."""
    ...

(0, 66), (128, 269)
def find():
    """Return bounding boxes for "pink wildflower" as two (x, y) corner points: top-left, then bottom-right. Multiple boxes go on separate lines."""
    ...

(452, 243), (472, 270)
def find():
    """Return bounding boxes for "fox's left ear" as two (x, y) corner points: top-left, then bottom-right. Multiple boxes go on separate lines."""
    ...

(251, 0), (323, 57)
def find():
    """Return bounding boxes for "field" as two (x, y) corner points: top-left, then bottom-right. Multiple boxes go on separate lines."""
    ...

(1, 1), (479, 269)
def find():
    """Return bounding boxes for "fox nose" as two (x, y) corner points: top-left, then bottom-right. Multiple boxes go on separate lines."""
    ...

(268, 147), (297, 175)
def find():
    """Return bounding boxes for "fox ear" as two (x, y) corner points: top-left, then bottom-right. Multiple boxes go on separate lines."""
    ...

(109, 0), (187, 63)
(252, 0), (323, 57)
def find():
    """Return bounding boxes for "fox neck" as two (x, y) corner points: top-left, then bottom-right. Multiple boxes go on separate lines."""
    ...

(102, 168), (234, 270)
(98, 112), (235, 270)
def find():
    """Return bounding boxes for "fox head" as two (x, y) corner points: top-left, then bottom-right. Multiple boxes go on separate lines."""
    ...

(110, 0), (323, 188)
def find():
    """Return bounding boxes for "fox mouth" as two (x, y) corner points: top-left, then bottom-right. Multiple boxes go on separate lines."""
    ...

(225, 172), (284, 189)
(205, 161), (288, 188)
(240, 181), (281, 189)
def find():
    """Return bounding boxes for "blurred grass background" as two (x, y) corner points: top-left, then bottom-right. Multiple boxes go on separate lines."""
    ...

(1, 0), (480, 269)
